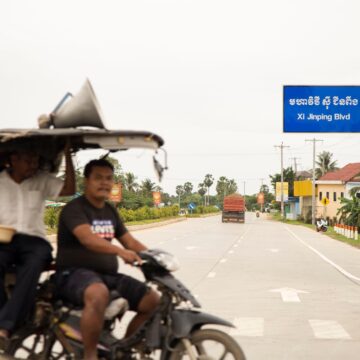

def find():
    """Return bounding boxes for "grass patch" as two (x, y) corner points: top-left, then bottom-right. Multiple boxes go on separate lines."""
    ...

(270, 213), (360, 248)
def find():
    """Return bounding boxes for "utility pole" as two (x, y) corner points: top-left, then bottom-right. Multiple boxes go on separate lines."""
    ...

(275, 142), (290, 219)
(289, 157), (300, 175)
(305, 138), (323, 226)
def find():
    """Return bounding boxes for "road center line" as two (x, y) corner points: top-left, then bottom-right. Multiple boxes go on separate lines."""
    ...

(285, 226), (360, 284)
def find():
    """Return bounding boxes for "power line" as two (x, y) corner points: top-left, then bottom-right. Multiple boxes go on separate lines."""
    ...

(305, 138), (323, 225)
(274, 142), (290, 219)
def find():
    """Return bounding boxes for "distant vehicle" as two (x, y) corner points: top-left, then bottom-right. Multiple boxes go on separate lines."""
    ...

(179, 208), (187, 216)
(222, 194), (245, 223)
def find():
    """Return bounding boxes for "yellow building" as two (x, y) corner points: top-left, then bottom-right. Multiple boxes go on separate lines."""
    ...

(316, 163), (360, 221)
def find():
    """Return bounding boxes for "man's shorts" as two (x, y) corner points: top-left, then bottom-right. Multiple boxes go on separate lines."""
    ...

(57, 268), (149, 311)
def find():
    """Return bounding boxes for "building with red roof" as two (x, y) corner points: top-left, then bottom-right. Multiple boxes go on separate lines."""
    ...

(315, 163), (360, 220)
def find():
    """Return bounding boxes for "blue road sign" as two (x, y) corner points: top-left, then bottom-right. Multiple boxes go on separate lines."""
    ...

(284, 86), (360, 132)
(188, 203), (196, 210)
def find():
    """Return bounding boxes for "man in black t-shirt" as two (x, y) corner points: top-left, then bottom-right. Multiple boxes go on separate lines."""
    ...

(56, 159), (160, 360)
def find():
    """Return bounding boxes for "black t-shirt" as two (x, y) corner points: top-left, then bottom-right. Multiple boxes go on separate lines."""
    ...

(56, 196), (127, 274)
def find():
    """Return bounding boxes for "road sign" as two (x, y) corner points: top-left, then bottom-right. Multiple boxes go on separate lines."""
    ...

(188, 203), (196, 210)
(110, 183), (122, 203)
(284, 86), (360, 132)
(321, 198), (330, 206)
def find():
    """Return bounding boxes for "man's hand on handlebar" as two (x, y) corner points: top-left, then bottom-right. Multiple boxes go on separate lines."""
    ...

(118, 249), (142, 266)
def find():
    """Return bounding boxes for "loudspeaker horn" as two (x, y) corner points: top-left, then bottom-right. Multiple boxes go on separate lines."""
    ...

(51, 79), (106, 129)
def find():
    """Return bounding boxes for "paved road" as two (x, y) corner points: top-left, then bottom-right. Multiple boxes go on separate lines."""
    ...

(119, 212), (360, 359)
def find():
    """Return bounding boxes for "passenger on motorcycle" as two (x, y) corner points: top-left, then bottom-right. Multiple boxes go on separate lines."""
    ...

(55, 159), (160, 360)
(0, 143), (75, 345)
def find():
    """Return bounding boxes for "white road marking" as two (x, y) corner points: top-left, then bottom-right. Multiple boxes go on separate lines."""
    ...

(309, 320), (351, 340)
(229, 317), (264, 337)
(269, 248), (279, 253)
(207, 272), (216, 278)
(285, 226), (360, 283)
(234, 244), (239, 248)
(228, 250), (234, 254)
(185, 246), (197, 250)
(270, 288), (308, 302)
(220, 258), (227, 263)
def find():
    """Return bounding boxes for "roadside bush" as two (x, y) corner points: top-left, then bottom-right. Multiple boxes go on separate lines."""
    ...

(118, 205), (180, 223)
(44, 207), (62, 229)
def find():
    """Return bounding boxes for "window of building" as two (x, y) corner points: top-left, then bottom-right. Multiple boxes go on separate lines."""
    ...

(319, 192), (322, 201)
(333, 192), (337, 202)
(341, 192), (344, 198)
(326, 192), (329, 199)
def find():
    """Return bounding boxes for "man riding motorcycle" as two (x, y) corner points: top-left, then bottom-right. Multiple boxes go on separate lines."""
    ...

(55, 159), (160, 360)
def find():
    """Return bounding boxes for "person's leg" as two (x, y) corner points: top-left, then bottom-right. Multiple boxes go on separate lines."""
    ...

(125, 289), (160, 337)
(0, 235), (52, 332)
(59, 268), (109, 360)
(81, 283), (109, 360)
(0, 243), (16, 339)
(107, 274), (160, 337)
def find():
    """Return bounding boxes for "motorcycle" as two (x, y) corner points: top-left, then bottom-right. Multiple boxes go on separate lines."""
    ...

(3, 249), (246, 359)
(316, 218), (328, 232)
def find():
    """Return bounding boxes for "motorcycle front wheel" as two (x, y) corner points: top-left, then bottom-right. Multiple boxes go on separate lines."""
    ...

(6, 327), (74, 360)
(168, 328), (246, 360)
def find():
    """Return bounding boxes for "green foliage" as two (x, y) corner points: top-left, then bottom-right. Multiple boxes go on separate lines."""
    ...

(337, 194), (360, 227)
(118, 205), (180, 223)
(44, 207), (62, 229)
(193, 205), (219, 214)
(269, 167), (296, 196)
(315, 151), (338, 179)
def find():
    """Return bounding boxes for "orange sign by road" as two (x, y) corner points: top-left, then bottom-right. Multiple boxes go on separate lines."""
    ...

(110, 183), (122, 203)
(152, 191), (161, 205)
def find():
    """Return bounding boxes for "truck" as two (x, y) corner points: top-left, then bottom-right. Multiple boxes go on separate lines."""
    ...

(222, 194), (245, 223)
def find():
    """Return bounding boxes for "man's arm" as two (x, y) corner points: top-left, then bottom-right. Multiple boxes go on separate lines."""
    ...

(117, 232), (147, 252)
(59, 143), (75, 197)
(73, 224), (142, 264)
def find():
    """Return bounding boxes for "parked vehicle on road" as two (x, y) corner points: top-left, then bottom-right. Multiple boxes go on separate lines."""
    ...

(316, 218), (328, 232)
(222, 194), (245, 223)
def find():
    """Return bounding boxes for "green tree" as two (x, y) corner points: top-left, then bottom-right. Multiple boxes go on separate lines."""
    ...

(198, 183), (207, 206)
(315, 151), (338, 179)
(216, 176), (237, 202)
(183, 182), (193, 195)
(203, 174), (214, 206)
(140, 178), (156, 197)
(269, 167), (296, 197)
(176, 185), (185, 207)
(337, 190), (360, 227)
(123, 172), (138, 192)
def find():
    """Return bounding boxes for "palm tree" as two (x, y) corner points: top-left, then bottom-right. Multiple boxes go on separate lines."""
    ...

(124, 172), (138, 192)
(176, 185), (185, 207)
(198, 183), (207, 206)
(315, 151), (338, 179)
(183, 182), (193, 195)
(140, 178), (156, 197)
(203, 174), (214, 206)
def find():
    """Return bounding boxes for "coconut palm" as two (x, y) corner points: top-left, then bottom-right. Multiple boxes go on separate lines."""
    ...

(315, 151), (338, 179)
(140, 178), (156, 197)
(124, 172), (138, 192)
(198, 183), (207, 205)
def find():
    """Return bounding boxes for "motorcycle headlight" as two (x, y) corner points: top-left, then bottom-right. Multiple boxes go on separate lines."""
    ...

(149, 249), (180, 272)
